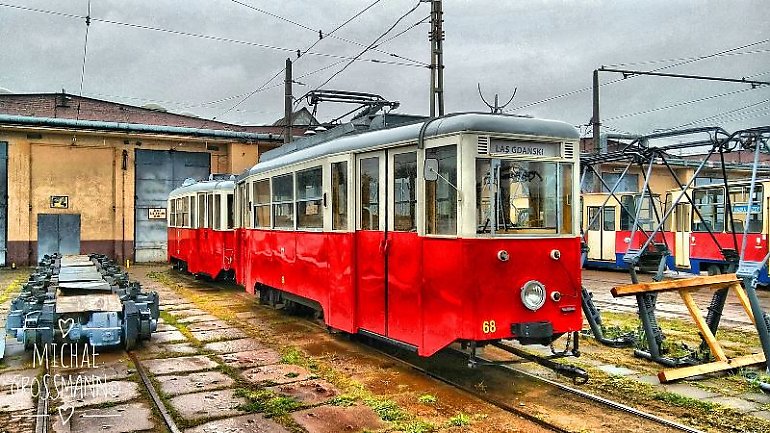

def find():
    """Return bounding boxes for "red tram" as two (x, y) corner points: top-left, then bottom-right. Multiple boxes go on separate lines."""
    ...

(167, 178), (237, 281)
(168, 113), (583, 357)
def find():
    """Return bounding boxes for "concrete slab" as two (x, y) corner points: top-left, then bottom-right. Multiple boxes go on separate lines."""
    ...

(168, 389), (246, 422)
(177, 314), (221, 324)
(0, 388), (36, 411)
(235, 311), (258, 320)
(632, 374), (661, 385)
(52, 402), (155, 433)
(151, 330), (188, 344)
(191, 327), (248, 343)
(705, 395), (762, 412)
(183, 413), (290, 433)
(739, 392), (770, 404)
(168, 308), (208, 318)
(666, 383), (719, 400)
(267, 379), (338, 405)
(161, 303), (196, 311)
(155, 322), (177, 332)
(291, 404), (386, 433)
(142, 355), (218, 376)
(598, 365), (637, 376)
(752, 411), (770, 421)
(204, 338), (266, 354)
(0, 409), (34, 433)
(0, 369), (39, 390)
(58, 380), (140, 408)
(242, 364), (313, 386)
(134, 342), (199, 358)
(55, 361), (133, 382)
(156, 371), (234, 396)
(216, 349), (282, 369)
(186, 320), (232, 332)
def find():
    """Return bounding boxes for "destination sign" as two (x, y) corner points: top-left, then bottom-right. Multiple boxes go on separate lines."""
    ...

(489, 140), (560, 158)
(733, 204), (761, 214)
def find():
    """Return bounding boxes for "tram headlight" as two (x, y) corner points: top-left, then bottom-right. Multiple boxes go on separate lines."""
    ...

(520, 280), (546, 311)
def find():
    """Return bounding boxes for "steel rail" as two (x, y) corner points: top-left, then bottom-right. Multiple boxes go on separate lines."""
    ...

(470, 350), (705, 433)
(128, 350), (182, 433)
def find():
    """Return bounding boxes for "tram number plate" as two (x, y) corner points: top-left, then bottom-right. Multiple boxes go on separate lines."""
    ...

(482, 320), (497, 334)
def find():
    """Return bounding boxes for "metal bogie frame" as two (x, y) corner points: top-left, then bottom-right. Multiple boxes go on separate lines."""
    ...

(581, 125), (770, 371)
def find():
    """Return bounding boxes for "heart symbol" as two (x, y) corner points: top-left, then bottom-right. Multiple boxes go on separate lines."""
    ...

(58, 318), (75, 339)
(58, 405), (75, 425)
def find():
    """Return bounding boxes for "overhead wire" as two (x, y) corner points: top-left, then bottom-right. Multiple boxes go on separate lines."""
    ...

(603, 87), (758, 122)
(0, 2), (424, 68)
(508, 38), (770, 113)
(298, 1), (424, 106)
(228, 0), (428, 66)
(664, 98), (770, 131)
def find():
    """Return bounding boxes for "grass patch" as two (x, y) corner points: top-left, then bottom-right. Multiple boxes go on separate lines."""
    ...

(417, 394), (438, 404)
(447, 412), (470, 427)
(0, 277), (24, 306)
(235, 388), (302, 417)
(158, 310), (199, 347)
(363, 397), (408, 421)
(280, 346), (318, 370)
(393, 420), (436, 433)
(328, 394), (357, 407)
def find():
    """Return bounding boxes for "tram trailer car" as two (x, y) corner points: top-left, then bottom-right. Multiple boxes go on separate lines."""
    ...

(227, 113), (583, 357)
(666, 179), (770, 283)
(582, 192), (675, 271)
(167, 179), (237, 281)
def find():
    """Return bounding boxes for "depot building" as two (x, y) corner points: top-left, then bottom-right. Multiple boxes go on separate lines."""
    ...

(0, 92), (299, 266)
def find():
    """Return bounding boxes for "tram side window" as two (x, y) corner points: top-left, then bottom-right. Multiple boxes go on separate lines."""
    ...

(425, 145), (457, 235)
(180, 197), (190, 227)
(169, 199), (176, 227)
(238, 184), (247, 228)
(227, 193), (234, 229)
(190, 196), (197, 228)
(254, 180), (271, 228)
(332, 162), (348, 230)
(619, 195), (634, 230)
(692, 189), (724, 232)
(394, 152), (417, 231)
(587, 207), (601, 231)
(214, 194), (222, 230)
(360, 157), (379, 230)
(197, 194), (206, 228)
(244, 182), (252, 229)
(207, 193), (214, 229)
(272, 174), (294, 228)
(297, 167), (323, 229)
(729, 186), (763, 233)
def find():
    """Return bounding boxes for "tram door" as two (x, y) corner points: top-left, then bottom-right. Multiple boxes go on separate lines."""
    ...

(586, 206), (615, 262)
(675, 203), (691, 268)
(355, 151), (387, 336)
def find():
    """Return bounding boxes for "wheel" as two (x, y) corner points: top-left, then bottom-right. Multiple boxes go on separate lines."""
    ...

(122, 301), (139, 350)
(707, 264), (722, 276)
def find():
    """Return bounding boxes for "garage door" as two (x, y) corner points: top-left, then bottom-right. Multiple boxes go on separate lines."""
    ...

(135, 149), (210, 262)
(0, 142), (6, 266)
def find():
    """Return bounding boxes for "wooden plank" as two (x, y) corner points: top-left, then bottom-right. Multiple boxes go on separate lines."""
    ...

(611, 273), (739, 297)
(732, 283), (757, 325)
(658, 353), (766, 383)
(679, 289), (727, 361)
(55, 290), (122, 313)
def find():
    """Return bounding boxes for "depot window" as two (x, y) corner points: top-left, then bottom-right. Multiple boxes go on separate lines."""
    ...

(272, 174), (294, 229)
(254, 179), (270, 228)
(296, 167), (323, 229)
(425, 145), (457, 235)
(332, 162), (348, 230)
(476, 159), (572, 235)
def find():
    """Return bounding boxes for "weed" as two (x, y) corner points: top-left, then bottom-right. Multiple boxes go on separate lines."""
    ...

(363, 397), (407, 421)
(417, 394), (438, 404)
(447, 412), (470, 427)
(235, 388), (301, 417)
(328, 394), (357, 407)
(393, 420), (436, 433)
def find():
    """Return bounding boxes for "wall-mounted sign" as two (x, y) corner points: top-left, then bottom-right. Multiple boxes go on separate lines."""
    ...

(148, 208), (167, 219)
(489, 140), (560, 158)
(50, 195), (69, 209)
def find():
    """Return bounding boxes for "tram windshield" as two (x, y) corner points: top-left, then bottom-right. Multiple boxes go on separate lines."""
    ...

(476, 159), (573, 235)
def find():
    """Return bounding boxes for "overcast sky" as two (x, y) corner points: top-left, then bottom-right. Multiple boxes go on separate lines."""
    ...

(1, 0), (768, 136)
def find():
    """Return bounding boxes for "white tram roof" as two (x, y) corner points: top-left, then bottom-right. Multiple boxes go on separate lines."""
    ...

(242, 113), (579, 180)
(168, 178), (236, 199)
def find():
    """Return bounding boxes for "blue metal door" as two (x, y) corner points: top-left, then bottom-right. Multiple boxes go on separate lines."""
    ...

(134, 149), (210, 262)
(37, 214), (81, 261)
(0, 142), (6, 266)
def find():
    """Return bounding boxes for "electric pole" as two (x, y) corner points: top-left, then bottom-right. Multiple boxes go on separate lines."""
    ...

(428, 0), (444, 117)
(592, 69), (600, 152)
(284, 58), (293, 144)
